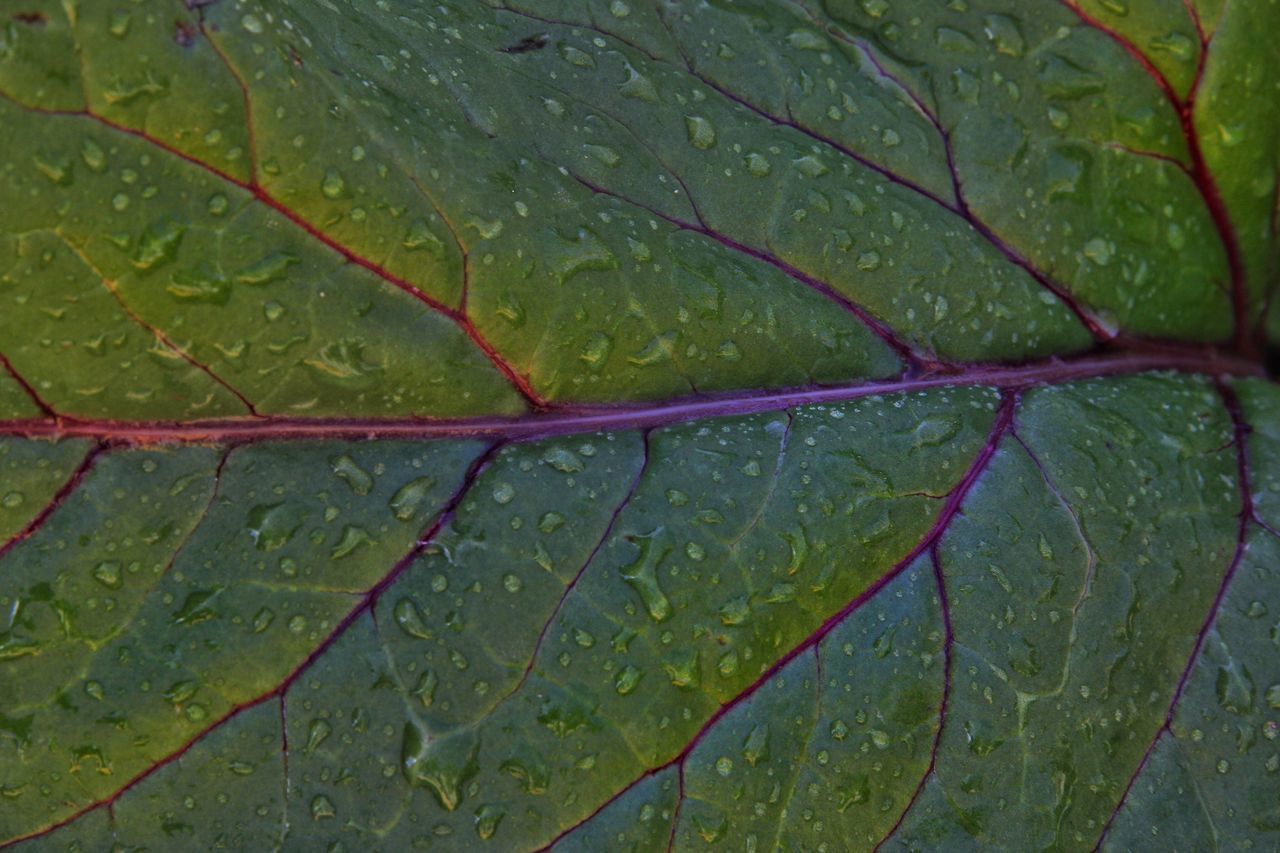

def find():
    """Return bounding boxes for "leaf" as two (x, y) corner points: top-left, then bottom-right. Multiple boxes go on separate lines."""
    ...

(0, 0), (1277, 850)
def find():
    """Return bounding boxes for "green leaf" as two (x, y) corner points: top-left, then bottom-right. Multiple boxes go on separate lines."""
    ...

(1, 0), (1277, 850)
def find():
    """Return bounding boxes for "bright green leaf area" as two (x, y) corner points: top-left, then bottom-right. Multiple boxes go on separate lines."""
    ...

(1, 0), (1278, 850)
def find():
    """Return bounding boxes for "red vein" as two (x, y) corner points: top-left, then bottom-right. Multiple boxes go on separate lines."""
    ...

(157, 447), (232, 581)
(0, 352), (58, 419)
(571, 173), (930, 368)
(0, 441), (501, 850)
(501, 2), (1112, 347)
(1099, 142), (1194, 175)
(0, 93), (545, 411)
(196, 12), (258, 183)
(497, 430), (652, 706)
(871, 546), (955, 851)
(534, 392), (1016, 852)
(1092, 379), (1256, 848)
(0, 349), (1259, 446)
(655, 8), (1113, 345)
(665, 763), (685, 852)
(0, 444), (105, 563)
(54, 235), (260, 417)
(1059, 0), (1252, 354)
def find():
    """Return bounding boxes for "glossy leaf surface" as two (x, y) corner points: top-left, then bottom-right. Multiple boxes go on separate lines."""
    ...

(0, 0), (1278, 850)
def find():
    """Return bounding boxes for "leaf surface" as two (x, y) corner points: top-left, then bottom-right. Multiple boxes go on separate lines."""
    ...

(1, 0), (1278, 850)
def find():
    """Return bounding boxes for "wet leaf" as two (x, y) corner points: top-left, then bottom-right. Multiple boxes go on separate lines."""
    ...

(0, 1), (1277, 850)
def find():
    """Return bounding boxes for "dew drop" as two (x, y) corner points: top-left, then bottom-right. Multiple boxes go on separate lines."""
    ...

(305, 719), (332, 753)
(685, 115), (717, 150)
(92, 561), (123, 590)
(474, 804), (505, 840)
(389, 475), (436, 522)
(320, 168), (347, 199)
(311, 795), (336, 820)
(615, 664), (643, 695)
(393, 598), (434, 640)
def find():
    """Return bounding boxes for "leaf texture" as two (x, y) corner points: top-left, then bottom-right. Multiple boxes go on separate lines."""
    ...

(0, 0), (1278, 850)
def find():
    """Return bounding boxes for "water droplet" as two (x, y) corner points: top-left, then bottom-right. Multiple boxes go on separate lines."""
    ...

(413, 670), (439, 708)
(403, 220), (445, 256)
(171, 587), (224, 626)
(92, 561), (123, 589)
(168, 267), (230, 304)
(305, 719), (332, 753)
(982, 14), (1025, 57)
(663, 650), (700, 688)
(558, 44), (595, 68)
(474, 804), (505, 840)
(618, 62), (657, 101)
(33, 153), (72, 185)
(311, 794), (336, 820)
(719, 595), (750, 626)
(792, 155), (828, 178)
(615, 665), (643, 695)
(744, 152), (771, 177)
(466, 216), (504, 240)
(492, 482), (516, 505)
(75, 139), (106, 175)
(241, 13), (264, 34)
(1083, 237), (1113, 266)
(389, 476), (436, 522)
(131, 217), (186, 271)
(235, 251), (298, 285)
(1216, 664), (1255, 714)
(685, 115), (717, 149)
(330, 454), (373, 495)
(1, 492), (23, 509)
(1217, 123), (1246, 147)
(1146, 31), (1192, 59)
(247, 502), (302, 551)
(1040, 54), (1105, 100)
(579, 332), (613, 370)
(541, 447), (584, 473)
(787, 29), (827, 50)
(619, 529), (673, 622)
(305, 338), (383, 385)
(330, 525), (371, 559)
(502, 573), (522, 593)
(207, 194), (228, 216)
(584, 144), (621, 168)
(401, 723), (480, 811)
(164, 679), (198, 705)
(84, 681), (105, 701)
(742, 724), (769, 765)
(694, 809), (728, 843)
(551, 227), (616, 284)
(717, 650), (739, 677)
(912, 415), (961, 448)
(252, 607), (274, 633)
(320, 169), (347, 199)
(394, 598), (434, 640)
(108, 10), (131, 37)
